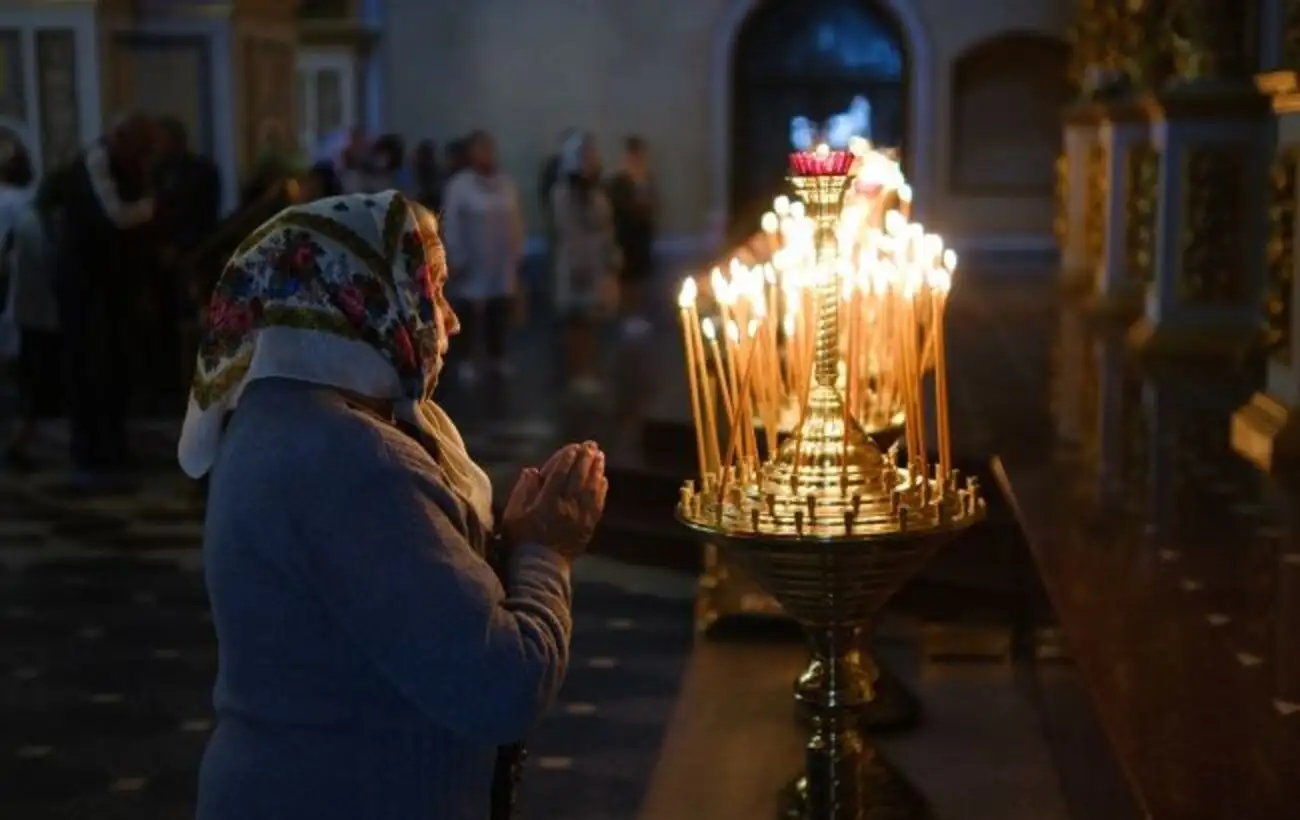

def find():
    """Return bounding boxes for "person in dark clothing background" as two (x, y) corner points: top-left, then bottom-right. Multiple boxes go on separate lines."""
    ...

(156, 117), (221, 252)
(241, 121), (295, 207)
(57, 113), (160, 489)
(153, 117), (221, 406)
(445, 137), (470, 179)
(607, 136), (656, 337)
(411, 139), (443, 212)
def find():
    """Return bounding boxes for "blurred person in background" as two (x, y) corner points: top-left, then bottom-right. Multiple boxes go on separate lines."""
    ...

(2, 161), (65, 470)
(550, 132), (619, 398)
(607, 135), (657, 339)
(353, 134), (406, 194)
(154, 117), (222, 405)
(242, 120), (296, 208)
(445, 137), (470, 179)
(57, 112), (160, 489)
(440, 130), (525, 384)
(411, 139), (443, 212)
(340, 129), (372, 194)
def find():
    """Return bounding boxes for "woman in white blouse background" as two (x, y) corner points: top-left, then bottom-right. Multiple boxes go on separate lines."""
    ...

(440, 130), (526, 384)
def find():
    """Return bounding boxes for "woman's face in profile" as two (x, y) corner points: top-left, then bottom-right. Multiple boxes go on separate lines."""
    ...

(411, 206), (459, 372)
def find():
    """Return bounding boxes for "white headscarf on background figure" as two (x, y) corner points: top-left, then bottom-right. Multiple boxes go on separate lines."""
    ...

(558, 131), (590, 176)
(178, 190), (493, 526)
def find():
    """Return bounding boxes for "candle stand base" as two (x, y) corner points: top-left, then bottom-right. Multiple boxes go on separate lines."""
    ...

(698, 547), (922, 733)
(779, 755), (931, 820)
(678, 514), (981, 820)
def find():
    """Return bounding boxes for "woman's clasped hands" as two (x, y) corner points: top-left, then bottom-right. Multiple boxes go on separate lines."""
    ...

(503, 441), (608, 559)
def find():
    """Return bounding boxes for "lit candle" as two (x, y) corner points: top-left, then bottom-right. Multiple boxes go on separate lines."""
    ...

(695, 316), (721, 474)
(935, 249), (957, 480)
(898, 184), (913, 221)
(724, 320), (748, 465)
(718, 323), (761, 495)
(677, 279), (708, 481)
(702, 318), (734, 427)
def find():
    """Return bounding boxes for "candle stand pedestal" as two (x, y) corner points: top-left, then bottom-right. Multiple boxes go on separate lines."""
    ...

(696, 545), (922, 734)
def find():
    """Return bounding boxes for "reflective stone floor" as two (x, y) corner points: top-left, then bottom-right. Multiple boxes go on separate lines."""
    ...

(0, 272), (1072, 819)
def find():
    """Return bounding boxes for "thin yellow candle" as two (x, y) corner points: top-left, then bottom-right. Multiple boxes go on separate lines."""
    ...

(935, 249), (957, 479)
(677, 279), (708, 480)
(702, 318), (735, 440)
(906, 281), (928, 482)
(693, 317), (721, 473)
(782, 312), (799, 398)
(724, 320), (748, 465)
(718, 327), (761, 494)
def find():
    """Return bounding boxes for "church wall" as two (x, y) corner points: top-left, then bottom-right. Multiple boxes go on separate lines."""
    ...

(383, 0), (1072, 255)
(0, 1), (106, 174)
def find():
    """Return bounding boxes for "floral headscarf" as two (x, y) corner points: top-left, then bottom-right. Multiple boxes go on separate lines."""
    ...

(178, 190), (492, 524)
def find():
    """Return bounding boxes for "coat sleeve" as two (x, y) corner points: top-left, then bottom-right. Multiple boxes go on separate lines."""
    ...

(84, 143), (154, 229)
(294, 438), (573, 745)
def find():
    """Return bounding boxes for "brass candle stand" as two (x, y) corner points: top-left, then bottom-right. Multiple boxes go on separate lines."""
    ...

(676, 150), (983, 819)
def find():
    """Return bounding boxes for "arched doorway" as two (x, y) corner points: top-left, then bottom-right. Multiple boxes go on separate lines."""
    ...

(728, 0), (908, 241)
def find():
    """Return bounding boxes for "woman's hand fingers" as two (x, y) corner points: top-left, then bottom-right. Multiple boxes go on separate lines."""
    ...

(503, 468), (536, 514)
(578, 449), (605, 497)
(564, 444), (598, 498)
(536, 448), (579, 506)
(541, 443), (582, 476)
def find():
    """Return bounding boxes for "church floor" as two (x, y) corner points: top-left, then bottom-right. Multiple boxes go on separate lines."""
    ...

(0, 273), (1079, 818)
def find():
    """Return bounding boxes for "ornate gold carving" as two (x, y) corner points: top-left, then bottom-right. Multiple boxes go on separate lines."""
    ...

(1167, 0), (1248, 81)
(1124, 0), (1174, 89)
(1067, 0), (1104, 91)
(1178, 145), (1248, 304)
(1124, 141), (1160, 283)
(1284, 1), (1300, 70)
(1054, 153), (1069, 246)
(1265, 147), (1300, 361)
(1084, 141), (1108, 268)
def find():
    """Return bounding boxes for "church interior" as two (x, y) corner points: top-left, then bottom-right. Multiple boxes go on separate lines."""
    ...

(1, 0), (1299, 819)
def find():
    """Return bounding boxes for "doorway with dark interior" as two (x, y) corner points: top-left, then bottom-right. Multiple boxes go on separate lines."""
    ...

(729, 0), (908, 244)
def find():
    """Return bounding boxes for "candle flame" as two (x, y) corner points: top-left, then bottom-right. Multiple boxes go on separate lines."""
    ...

(760, 212), (779, 234)
(710, 267), (733, 305)
(701, 317), (717, 340)
(942, 249), (958, 271)
(899, 184), (913, 203)
(725, 321), (740, 343)
(773, 195), (791, 216)
(677, 277), (698, 308)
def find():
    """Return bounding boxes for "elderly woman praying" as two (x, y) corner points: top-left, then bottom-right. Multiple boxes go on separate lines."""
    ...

(180, 190), (606, 820)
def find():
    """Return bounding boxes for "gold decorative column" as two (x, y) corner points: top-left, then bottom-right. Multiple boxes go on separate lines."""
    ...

(1264, 148), (1300, 360)
(1091, 99), (1157, 318)
(1231, 75), (1300, 470)
(1123, 141), (1159, 286)
(1060, 105), (1106, 292)
(1126, 0), (1269, 357)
